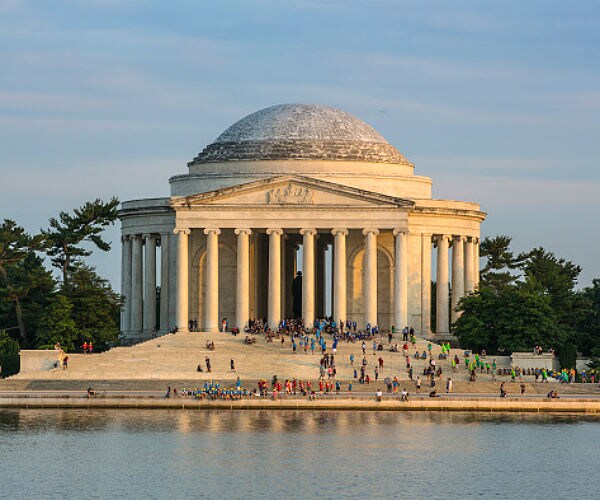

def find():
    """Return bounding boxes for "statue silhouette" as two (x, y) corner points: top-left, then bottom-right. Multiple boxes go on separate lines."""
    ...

(292, 271), (302, 318)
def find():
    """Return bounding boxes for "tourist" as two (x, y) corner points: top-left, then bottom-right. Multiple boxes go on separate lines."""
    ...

(62, 356), (69, 370)
(400, 388), (409, 402)
(500, 382), (507, 398)
(376, 389), (382, 402)
(416, 376), (421, 392)
(349, 353), (355, 365)
(230, 359), (236, 372)
(446, 378), (453, 393)
(165, 386), (171, 398)
(205, 356), (212, 372)
(520, 383), (526, 397)
(197, 363), (203, 372)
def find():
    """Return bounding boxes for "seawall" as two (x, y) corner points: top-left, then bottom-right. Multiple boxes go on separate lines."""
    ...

(2, 396), (600, 413)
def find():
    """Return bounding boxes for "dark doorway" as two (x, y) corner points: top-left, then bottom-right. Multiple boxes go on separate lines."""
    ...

(292, 271), (302, 318)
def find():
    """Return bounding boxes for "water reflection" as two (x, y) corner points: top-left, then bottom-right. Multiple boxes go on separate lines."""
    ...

(2, 409), (600, 499)
(1, 409), (598, 435)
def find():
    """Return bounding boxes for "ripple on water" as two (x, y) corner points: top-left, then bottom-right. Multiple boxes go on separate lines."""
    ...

(1, 409), (599, 499)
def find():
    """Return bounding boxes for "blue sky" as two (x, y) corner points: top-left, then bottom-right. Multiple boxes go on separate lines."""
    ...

(1, 0), (599, 287)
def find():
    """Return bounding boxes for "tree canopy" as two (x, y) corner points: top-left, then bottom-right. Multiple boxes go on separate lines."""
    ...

(0, 198), (120, 356)
(42, 197), (119, 284)
(0, 220), (51, 344)
(454, 236), (600, 357)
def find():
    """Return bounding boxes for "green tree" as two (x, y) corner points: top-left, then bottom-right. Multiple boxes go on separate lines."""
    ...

(521, 247), (590, 327)
(35, 294), (78, 352)
(62, 265), (121, 350)
(0, 329), (20, 377)
(479, 235), (525, 292)
(453, 286), (561, 354)
(574, 279), (600, 355)
(521, 247), (590, 336)
(0, 220), (51, 344)
(42, 198), (119, 284)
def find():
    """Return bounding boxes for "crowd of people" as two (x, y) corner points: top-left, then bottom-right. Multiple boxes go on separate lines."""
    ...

(164, 315), (599, 401)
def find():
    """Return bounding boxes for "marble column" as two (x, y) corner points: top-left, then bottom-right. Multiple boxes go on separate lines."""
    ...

(159, 232), (170, 333)
(421, 234), (432, 336)
(235, 228), (251, 329)
(130, 234), (143, 334)
(363, 229), (379, 327)
(174, 228), (190, 332)
(266, 228), (283, 330)
(464, 237), (475, 292)
(300, 228), (316, 328)
(331, 229), (348, 324)
(451, 236), (465, 322)
(143, 233), (157, 334)
(393, 229), (408, 331)
(204, 228), (221, 332)
(473, 237), (480, 289)
(436, 234), (450, 335)
(120, 235), (132, 333)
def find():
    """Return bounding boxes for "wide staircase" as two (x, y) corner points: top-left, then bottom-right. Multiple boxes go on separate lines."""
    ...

(3, 331), (598, 395)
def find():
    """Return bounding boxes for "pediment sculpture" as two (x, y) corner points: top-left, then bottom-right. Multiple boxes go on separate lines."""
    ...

(266, 183), (314, 205)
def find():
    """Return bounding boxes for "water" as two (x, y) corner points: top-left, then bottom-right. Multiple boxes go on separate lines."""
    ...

(1, 409), (599, 499)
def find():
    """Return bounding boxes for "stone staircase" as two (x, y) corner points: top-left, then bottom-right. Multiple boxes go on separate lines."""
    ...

(7, 330), (507, 385)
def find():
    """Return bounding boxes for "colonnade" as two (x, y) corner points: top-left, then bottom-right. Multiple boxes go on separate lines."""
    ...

(121, 232), (172, 338)
(121, 228), (479, 338)
(162, 227), (479, 335)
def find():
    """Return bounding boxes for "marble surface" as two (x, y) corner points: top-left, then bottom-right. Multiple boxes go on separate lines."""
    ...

(190, 104), (410, 165)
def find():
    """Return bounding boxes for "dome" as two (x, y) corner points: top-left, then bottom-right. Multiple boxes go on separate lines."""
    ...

(189, 104), (411, 166)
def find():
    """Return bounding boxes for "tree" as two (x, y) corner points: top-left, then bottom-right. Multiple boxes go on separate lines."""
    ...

(574, 279), (600, 355)
(521, 247), (590, 333)
(62, 265), (121, 350)
(0, 329), (20, 377)
(42, 198), (119, 284)
(479, 235), (526, 292)
(453, 286), (561, 354)
(35, 294), (78, 352)
(0, 220), (50, 344)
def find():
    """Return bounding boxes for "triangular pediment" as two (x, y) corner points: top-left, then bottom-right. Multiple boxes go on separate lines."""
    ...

(171, 176), (414, 209)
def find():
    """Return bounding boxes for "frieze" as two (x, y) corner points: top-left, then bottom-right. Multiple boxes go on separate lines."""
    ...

(267, 183), (314, 205)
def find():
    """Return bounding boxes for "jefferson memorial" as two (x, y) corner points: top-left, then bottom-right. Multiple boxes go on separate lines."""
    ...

(119, 104), (485, 343)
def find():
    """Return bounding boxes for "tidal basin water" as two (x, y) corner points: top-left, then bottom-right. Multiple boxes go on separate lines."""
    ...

(1, 410), (600, 499)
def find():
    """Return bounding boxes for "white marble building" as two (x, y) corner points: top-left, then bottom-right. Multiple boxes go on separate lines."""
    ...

(120, 104), (485, 343)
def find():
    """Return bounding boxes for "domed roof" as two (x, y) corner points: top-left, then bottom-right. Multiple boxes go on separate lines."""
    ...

(189, 104), (411, 166)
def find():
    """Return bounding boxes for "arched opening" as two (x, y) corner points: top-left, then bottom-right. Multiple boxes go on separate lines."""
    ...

(347, 246), (393, 328)
(193, 243), (237, 330)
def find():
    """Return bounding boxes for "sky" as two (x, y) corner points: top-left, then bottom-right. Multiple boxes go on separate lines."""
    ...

(1, 0), (599, 289)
